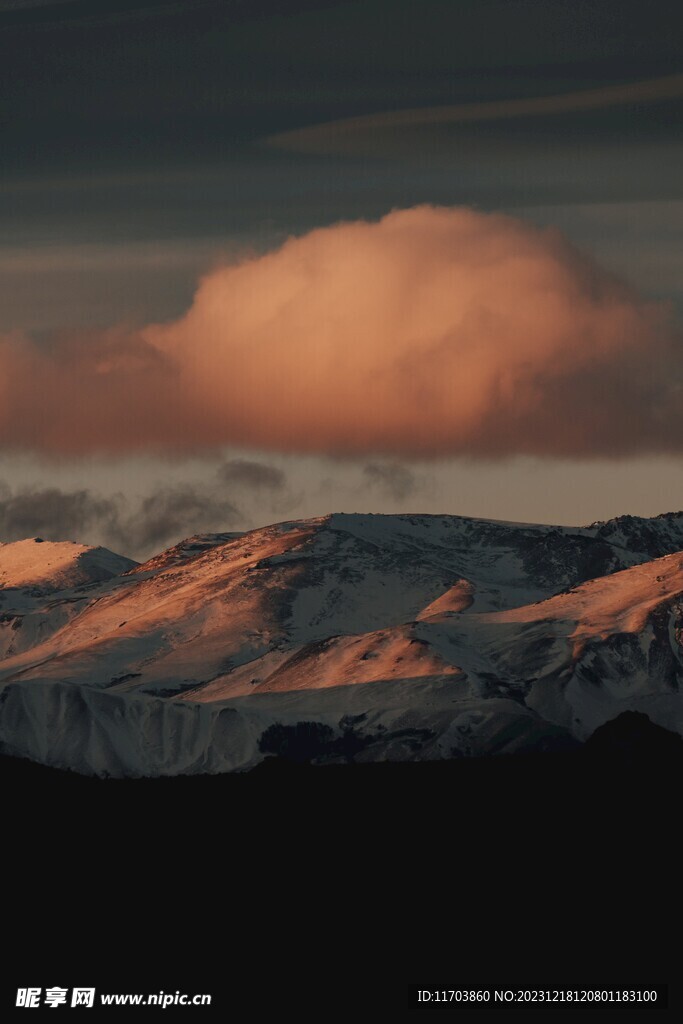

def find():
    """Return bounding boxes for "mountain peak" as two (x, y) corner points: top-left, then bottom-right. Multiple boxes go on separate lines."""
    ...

(0, 538), (136, 592)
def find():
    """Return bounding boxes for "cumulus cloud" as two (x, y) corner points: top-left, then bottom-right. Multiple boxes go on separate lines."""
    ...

(363, 462), (416, 501)
(1, 205), (682, 459)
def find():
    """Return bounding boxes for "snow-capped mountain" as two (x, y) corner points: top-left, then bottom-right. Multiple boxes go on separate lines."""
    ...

(0, 511), (681, 776)
(0, 539), (137, 661)
(0, 537), (136, 592)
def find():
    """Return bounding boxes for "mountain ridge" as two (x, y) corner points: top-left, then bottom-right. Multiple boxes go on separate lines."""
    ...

(0, 509), (681, 775)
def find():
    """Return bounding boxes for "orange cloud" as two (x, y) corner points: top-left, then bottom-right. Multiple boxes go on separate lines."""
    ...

(1, 205), (681, 457)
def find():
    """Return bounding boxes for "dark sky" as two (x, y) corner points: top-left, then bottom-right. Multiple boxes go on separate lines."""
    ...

(2, 0), (682, 242)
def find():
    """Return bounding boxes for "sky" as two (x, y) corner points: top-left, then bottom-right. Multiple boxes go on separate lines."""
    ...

(1, 0), (682, 558)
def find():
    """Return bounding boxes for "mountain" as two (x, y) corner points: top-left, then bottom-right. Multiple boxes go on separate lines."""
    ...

(0, 511), (681, 776)
(0, 537), (136, 592)
(0, 539), (138, 662)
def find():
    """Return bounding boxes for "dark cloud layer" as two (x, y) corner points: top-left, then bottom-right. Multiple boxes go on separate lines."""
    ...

(2, 1), (681, 258)
(0, 484), (124, 545)
(217, 459), (285, 491)
(363, 463), (416, 501)
(128, 485), (242, 555)
(0, 458), (290, 558)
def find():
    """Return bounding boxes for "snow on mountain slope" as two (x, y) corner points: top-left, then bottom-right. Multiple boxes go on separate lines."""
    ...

(590, 511), (683, 560)
(0, 510), (659, 692)
(186, 623), (464, 700)
(127, 532), (243, 576)
(0, 676), (573, 776)
(0, 511), (681, 776)
(416, 580), (475, 619)
(0, 540), (139, 662)
(486, 550), (683, 653)
(408, 552), (683, 742)
(0, 538), (136, 592)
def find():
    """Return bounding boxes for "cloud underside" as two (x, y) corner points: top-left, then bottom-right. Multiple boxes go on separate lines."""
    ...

(1, 204), (681, 459)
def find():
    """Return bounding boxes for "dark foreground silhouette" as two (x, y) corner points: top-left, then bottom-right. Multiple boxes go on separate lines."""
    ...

(2, 712), (679, 1017)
